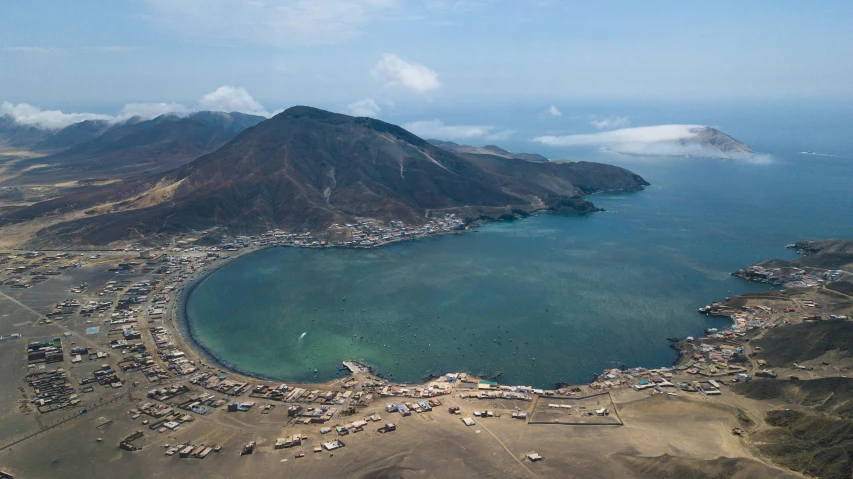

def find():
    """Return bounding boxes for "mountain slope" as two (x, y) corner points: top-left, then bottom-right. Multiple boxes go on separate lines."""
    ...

(4, 111), (266, 184)
(33, 119), (112, 150)
(428, 139), (550, 162)
(3, 106), (648, 246)
(0, 115), (52, 147)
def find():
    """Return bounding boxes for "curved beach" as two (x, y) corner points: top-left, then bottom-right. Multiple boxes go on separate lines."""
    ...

(174, 213), (759, 388)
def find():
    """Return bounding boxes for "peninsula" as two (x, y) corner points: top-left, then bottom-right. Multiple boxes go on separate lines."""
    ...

(0, 107), (648, 249)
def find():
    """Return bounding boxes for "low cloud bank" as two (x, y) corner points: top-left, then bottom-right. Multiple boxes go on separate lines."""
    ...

(403, 119), (513, 141)
(536, 124), (702, 147)
(534, 124), (771, 163)
(198, 86), (271, 117)
(1, 85), (274, 130)
(0, 102), (114, 130)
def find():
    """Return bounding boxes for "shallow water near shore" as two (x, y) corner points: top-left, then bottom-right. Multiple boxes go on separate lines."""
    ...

(187, 154), (853, 388)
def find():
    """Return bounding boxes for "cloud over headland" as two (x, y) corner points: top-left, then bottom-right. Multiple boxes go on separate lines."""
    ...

(534, 124), (771, 163)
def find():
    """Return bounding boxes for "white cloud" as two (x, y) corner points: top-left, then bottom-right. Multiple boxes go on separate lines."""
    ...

(346, 98), (382, 118)
(534, 124), (770, 163)
(591, 116), (629, 130)
(1, 85), (275, 130)
(118, 102), (190, 120)
(545, 105), (562, 118)
(403, 119), (511, 141)
(197, 86), (270, 116)
(145, 0), (397, 47)
(0, 101), (114, 129)
(536, 125), (702, 147)
(371, 54), (440, 93)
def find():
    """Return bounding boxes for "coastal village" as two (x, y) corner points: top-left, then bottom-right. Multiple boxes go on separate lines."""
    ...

(214, 216), (467, 251)
(0, 237), (851, 478)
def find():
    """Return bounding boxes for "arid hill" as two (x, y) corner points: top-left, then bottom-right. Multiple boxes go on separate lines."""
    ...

(1, 111), (265, 184)
(1, 106), (648, 246)
(428, 139), (550, 162)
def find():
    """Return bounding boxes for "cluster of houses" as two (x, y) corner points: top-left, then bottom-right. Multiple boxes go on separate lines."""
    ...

(151, 326), (196, 376)
(681, 341), (749, 378)
(135, 400), (196, 434)
(117, 349), (163, 381)
(26, 338), (64, 364)
(590, 366), (726, 396)
(164, 442), (220, 458)
(289, 405), (339, 424)
(188, 372), (250, 396)
(592, 300), (838, 395)
(249, 383), (372, 406)
(733, 263), (844, 289)
(192, 215), (468, 251)
(79, 300), (114, 316)
(383, 398), (442, 416)
(334, 216), (465, 248)
(1, 251), (82, 288)
(46, 299), (81, 320)
(26, 368), (80, 413)
(330, 414), (386, 437)
(80, 365), (124, 390)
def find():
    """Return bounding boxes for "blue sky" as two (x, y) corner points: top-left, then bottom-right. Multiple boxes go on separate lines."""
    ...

(1, 0), (852, 150)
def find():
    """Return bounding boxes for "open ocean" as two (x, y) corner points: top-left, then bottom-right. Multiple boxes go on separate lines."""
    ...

(187, 103), (853, 388)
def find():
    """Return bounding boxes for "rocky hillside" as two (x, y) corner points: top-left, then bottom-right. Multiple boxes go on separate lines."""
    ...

(428, 140), (550, 162)
(2, 111), (266, 184)
(1, 106), (649, 246)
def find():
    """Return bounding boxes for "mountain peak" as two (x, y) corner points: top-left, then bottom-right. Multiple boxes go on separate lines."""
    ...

(275, 105), (348, 122)
(682, 126), (753, 155)
(428, 139), (549, 163)
(5, 105), (649, 245)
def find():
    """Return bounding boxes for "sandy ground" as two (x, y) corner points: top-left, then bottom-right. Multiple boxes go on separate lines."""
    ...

(0, 254), (806, 479)
(0, 382), (800, 479)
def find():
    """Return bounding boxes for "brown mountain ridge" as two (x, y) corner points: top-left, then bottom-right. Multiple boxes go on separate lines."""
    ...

(2, 106), (649, 246)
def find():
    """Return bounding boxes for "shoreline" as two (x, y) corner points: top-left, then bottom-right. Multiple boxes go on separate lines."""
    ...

(171, 236), (747, 392)
(172, 247), (285, 382)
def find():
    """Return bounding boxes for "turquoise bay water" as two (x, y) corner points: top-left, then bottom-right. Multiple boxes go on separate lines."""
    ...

(187, 155), (853, 388)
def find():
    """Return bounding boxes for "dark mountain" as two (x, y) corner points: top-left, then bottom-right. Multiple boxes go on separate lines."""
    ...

(0, 115), (52, 147)
(429, 139), (549, 162)
(33, 119), (112, 150)
(4, 111), (266, 184)
(3, 106), (648, 246)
